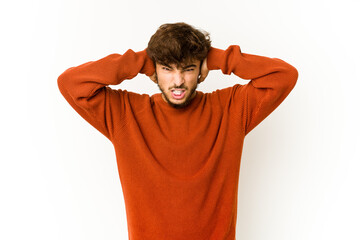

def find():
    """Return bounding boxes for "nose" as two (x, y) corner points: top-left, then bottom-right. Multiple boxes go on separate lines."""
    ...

(173, 71), (185, 86)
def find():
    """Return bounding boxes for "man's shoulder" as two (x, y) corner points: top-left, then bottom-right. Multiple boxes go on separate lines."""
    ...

(114, 89), (153, 107)
(201, 84), (244, 107)
(116, 89), (152, 98)
(205, 84), (244, 98)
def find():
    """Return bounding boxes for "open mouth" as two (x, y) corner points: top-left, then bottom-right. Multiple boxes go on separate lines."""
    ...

(171, 89), (186, 100)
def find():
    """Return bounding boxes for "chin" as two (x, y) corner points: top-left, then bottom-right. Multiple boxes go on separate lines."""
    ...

(158, 84), (197, 109)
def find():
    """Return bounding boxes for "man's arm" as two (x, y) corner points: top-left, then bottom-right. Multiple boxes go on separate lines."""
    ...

(57, 49), (155, 141)
(206, 45), (298, 135)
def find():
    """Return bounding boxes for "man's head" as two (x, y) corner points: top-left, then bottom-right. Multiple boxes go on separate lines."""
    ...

(146, 22), (211, 108)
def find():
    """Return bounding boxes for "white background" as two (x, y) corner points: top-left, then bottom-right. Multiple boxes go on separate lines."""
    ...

(1, 0), (359, 239)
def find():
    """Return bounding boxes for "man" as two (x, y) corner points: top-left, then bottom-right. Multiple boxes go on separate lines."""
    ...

(58, 22), (298, 240)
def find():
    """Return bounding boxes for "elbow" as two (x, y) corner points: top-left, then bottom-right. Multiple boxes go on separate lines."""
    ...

(57, 72), (66, 93)
(57, 73), (70, 95)
(57, 67), (74, 92)
(281, 62), (298, 91)
(287, 65), (298, 89)
(274, 58), (298, 89)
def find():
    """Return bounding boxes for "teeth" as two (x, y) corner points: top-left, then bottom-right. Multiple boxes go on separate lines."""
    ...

(173, 90), (183, 95)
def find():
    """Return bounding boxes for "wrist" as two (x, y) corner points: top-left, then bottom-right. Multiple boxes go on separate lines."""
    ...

(137, 49), (156, 76)
(206, 47), (225, 71)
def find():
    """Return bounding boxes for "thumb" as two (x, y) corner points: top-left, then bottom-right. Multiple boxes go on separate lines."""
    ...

(198, 72), (208, 83)
(150, 73), (157, 83)
(198, 58), (208, 83)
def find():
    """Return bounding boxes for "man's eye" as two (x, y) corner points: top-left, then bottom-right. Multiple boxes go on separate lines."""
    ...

(185, 68), (194, 72)
(162, 67), (170, 71)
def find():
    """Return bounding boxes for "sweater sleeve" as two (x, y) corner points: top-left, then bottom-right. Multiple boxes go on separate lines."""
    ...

(57, 49), (155, 141)
(206, 45), (298, 135)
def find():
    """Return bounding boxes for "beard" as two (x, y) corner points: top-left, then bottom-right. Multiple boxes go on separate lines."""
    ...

(157, 83), (198, 109)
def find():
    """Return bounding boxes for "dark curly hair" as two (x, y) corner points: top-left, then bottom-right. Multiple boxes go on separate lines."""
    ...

(146, 22), (211, 67)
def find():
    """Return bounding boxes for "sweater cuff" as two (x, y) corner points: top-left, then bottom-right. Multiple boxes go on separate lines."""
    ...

(137, 49), (156, 76)
(206, 47), (225, 71)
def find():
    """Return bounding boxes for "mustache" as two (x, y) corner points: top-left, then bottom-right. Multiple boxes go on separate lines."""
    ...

(168, 83), (187, 90)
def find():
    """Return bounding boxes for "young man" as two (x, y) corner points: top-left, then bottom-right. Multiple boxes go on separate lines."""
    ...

(58, 22), (298, 240)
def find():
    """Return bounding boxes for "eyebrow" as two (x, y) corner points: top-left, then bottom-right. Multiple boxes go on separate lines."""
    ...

(182, 64), (197, 69)
(162, 63), (173, 69)
(160, 63), (197, 69)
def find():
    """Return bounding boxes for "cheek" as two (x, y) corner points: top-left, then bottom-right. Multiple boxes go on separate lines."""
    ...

(185, 74), (199, 86)
(157, 72), (172, 82)
(157, 76), (170, 90)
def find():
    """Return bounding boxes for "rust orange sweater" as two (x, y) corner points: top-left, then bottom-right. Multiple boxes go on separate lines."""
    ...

(57, 45), (298, 240)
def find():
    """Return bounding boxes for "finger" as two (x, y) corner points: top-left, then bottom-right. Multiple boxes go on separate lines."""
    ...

(150, 73), (157, 83)
(198, 75), (206, 83)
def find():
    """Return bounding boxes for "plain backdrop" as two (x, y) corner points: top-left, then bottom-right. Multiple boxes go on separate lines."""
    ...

(1, 0), (359, 239)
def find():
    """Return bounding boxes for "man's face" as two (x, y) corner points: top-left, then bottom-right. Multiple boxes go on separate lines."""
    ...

(155, 60), (201, 108)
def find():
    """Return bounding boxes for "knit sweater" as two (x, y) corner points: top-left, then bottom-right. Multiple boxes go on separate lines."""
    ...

(57, 45), (298, 240)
